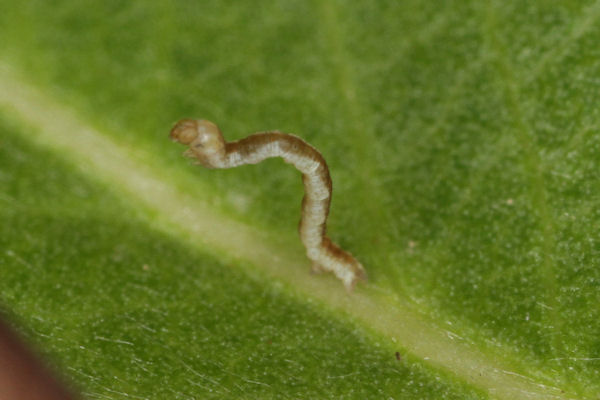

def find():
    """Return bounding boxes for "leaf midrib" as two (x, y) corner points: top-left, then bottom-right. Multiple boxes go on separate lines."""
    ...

(0, 62), (587, 400)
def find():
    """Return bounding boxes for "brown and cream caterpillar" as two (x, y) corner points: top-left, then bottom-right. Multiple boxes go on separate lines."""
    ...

(170, 119), (367, 290)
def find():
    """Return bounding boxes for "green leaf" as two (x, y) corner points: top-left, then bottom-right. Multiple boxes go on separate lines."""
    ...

(0, 108), (480, 400)
(1, 1), (599, 398)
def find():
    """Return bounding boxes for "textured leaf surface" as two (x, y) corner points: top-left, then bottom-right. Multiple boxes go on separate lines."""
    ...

(1, 0), (599, 398)
(0, 120), (481, 399)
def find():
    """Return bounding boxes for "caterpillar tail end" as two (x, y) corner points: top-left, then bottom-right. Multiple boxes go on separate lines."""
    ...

(340, 261), (367, 293)
(311, 255), (367, 292)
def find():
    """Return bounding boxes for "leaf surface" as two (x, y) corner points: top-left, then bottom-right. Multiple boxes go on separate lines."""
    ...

(0, 1), (599, 398)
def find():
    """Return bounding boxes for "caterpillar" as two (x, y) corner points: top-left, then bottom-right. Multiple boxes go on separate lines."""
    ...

(170, 119), (367, 290)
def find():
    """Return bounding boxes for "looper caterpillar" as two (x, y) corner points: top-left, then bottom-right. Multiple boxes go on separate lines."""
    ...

(170, 119), (367, 290)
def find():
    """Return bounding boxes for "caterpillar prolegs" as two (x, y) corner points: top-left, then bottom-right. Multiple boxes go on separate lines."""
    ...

(170, 119), (366, 290)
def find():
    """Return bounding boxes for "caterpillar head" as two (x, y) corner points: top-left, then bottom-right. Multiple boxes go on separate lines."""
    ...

(170, 119), (226, 167)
